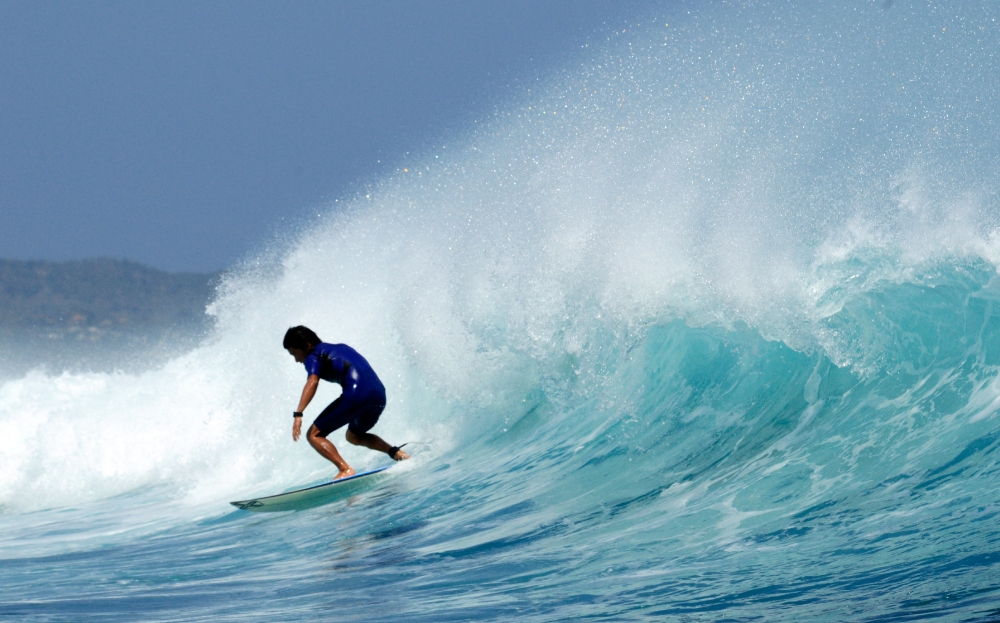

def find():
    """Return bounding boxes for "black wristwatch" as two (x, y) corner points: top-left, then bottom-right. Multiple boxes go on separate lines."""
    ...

(293, 411), (303, 418)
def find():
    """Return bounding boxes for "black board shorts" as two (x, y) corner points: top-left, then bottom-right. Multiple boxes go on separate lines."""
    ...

(312, 388), (386, 438)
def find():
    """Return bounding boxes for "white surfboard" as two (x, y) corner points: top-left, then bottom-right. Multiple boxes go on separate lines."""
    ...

(230, 465), (392, 512)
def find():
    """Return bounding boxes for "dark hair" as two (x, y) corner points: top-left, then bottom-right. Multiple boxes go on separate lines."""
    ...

(283, 326), (321, 350)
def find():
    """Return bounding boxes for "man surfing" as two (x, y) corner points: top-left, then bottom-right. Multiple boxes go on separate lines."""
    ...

(284, 325), (409, 479)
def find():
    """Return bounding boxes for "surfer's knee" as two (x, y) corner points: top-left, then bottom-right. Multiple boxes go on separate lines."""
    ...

(345, 429), (362, 445)
(306, 425), (325, 446)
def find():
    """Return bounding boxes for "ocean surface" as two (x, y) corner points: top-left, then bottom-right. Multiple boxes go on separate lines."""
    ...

(4, 2), (1000, 620)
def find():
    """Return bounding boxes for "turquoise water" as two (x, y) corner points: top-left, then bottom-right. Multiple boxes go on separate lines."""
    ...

(4, 2), (1000, 620)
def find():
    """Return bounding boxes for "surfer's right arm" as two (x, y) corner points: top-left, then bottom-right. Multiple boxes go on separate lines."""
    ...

(292, 374), (320, 441)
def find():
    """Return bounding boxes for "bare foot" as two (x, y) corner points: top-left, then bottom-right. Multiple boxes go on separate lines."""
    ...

(391, 449), (410, 461)
(335, 468), (356, 480)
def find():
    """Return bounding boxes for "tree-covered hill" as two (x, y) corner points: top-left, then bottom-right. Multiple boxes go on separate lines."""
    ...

(0, 258), (217, 337)
(0, 259), (219, 376)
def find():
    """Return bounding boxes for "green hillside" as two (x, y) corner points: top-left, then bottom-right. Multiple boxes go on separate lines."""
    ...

(0, 259), (219, 378)
(0, 258), (217, 343)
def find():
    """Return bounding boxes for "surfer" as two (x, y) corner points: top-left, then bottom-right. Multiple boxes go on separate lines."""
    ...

(283, 325), (410, 479)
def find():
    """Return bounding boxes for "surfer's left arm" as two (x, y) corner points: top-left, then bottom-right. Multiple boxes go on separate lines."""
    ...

(292, 374), (320, 441)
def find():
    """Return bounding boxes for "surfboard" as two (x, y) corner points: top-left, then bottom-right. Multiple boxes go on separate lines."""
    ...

(230, 465), (392, 512)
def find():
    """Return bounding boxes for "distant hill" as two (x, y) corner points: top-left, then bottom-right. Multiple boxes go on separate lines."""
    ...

(0, 257), (218, 332)
(0, 259), (219, 376)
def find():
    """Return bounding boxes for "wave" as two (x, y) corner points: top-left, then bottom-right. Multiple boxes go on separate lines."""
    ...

(1, 0), (999, 568)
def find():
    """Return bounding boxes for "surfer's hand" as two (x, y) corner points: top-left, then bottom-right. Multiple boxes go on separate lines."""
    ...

(292, 417), (302, 441)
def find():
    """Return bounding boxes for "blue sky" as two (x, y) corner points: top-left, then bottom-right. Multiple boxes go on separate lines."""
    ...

(0, 1), (645, 272)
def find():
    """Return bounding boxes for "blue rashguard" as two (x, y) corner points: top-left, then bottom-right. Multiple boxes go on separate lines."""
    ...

(304, 343), (387, 437)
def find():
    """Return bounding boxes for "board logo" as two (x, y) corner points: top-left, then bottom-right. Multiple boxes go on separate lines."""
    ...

(232, 500), (264, 509)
